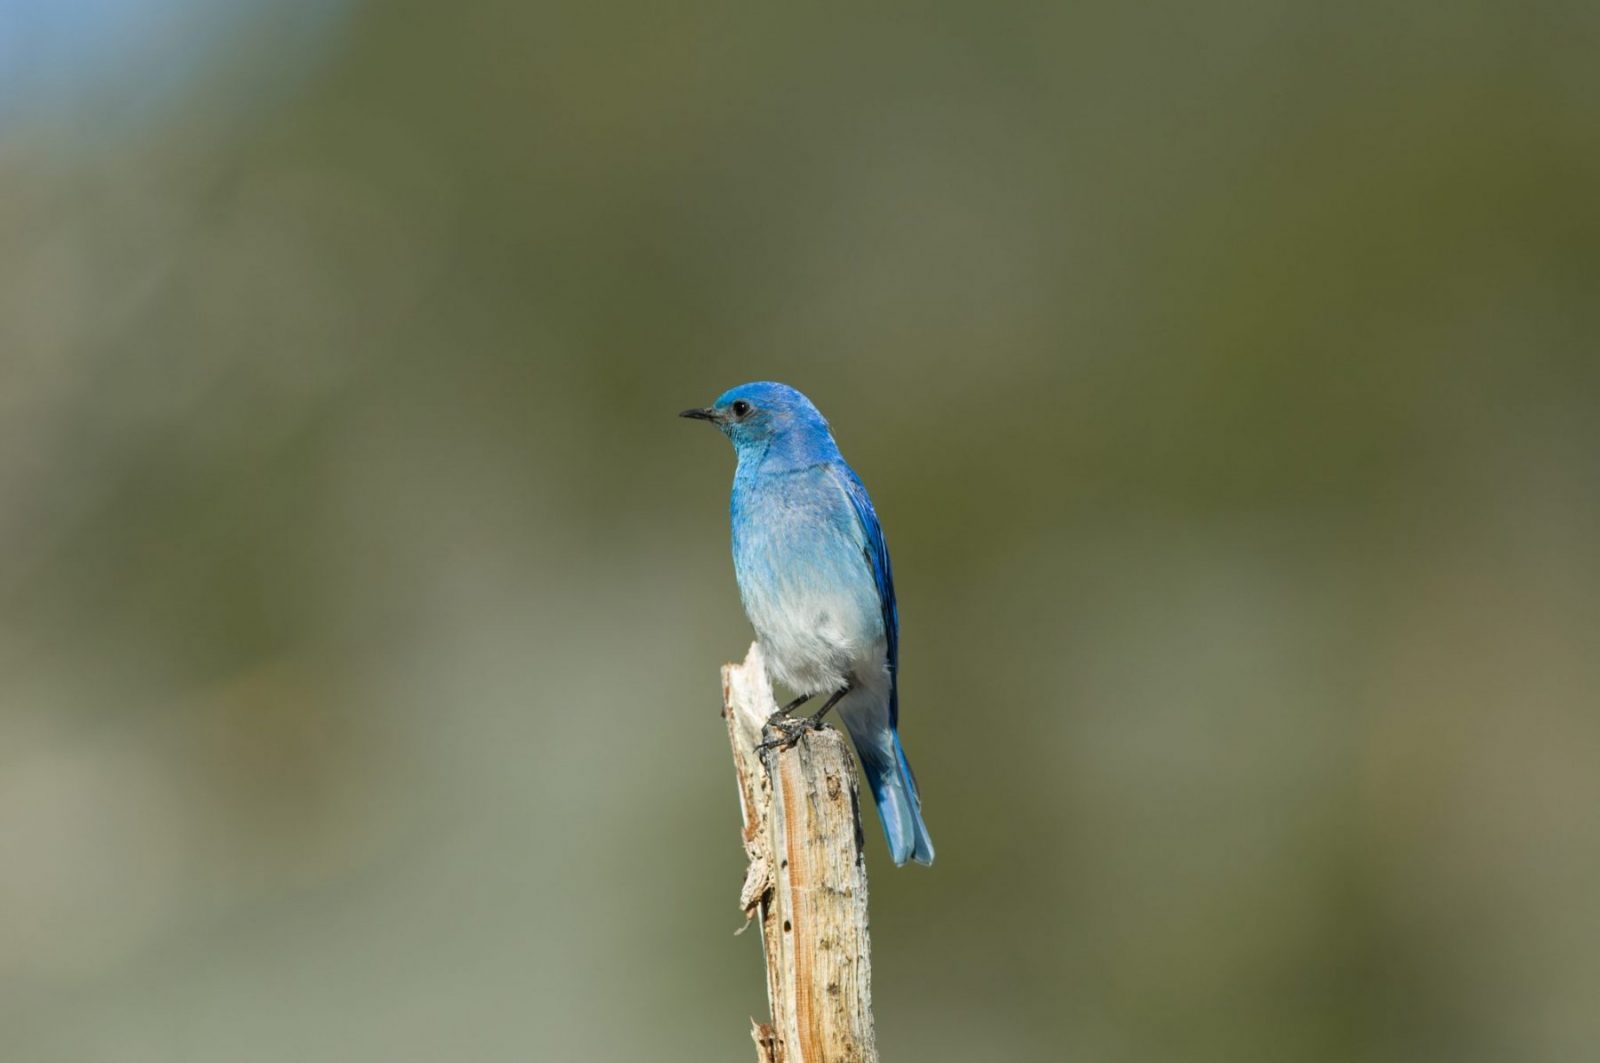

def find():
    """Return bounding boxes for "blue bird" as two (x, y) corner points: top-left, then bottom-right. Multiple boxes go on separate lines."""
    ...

(682, 382), (934, 866)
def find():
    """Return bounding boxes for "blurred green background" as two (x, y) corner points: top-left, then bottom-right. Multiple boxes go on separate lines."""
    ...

(3, 1), (1598, 1060)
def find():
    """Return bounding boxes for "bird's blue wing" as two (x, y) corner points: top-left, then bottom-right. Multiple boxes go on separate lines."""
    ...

(837, 463), (900, 726)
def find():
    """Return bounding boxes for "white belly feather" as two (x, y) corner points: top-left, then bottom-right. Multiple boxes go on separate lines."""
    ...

(743, 580), (885, 695)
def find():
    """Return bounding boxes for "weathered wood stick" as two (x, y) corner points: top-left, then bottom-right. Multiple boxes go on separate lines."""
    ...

(723, 643), (879, 1063)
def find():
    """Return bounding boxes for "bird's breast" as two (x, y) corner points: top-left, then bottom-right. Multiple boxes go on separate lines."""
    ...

(730, 470), (884, 693)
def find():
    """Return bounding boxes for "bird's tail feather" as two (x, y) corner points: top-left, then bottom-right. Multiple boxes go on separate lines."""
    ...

(849, 726), (934, 866)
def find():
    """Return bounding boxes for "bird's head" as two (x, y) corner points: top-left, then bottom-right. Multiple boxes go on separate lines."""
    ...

(679, 381), (836, 460)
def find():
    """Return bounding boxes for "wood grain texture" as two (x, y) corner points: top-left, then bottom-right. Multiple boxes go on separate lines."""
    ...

(723, 643), (878, 1063)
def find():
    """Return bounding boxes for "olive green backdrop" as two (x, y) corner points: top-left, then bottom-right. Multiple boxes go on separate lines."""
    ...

(3, 1), (1597, 1060)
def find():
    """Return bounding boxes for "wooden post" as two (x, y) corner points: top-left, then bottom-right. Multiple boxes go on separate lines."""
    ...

(723, 643), (879, 1063)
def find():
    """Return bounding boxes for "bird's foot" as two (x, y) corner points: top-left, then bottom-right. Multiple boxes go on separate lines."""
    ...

(755, 713), (824, 754)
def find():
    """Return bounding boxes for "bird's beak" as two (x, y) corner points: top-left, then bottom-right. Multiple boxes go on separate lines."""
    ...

(678, 407), (718, 422)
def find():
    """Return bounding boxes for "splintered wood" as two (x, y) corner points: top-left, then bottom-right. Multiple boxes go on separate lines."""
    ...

(722, 644), (879, 1063)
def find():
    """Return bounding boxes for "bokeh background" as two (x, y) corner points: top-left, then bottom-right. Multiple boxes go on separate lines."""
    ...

(3, 1), (1598, 1060)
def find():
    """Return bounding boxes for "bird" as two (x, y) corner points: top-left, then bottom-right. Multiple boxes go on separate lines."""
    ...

(681, 382), (934, 866)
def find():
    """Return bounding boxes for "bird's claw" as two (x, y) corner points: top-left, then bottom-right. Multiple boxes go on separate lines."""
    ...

(755, 713), (822, 754)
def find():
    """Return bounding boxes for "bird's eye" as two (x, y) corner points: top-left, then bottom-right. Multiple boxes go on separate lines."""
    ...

(731, 400), (752, 417)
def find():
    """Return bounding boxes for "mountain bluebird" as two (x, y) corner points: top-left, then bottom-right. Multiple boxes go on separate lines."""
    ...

(681, 382), (934, 866)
